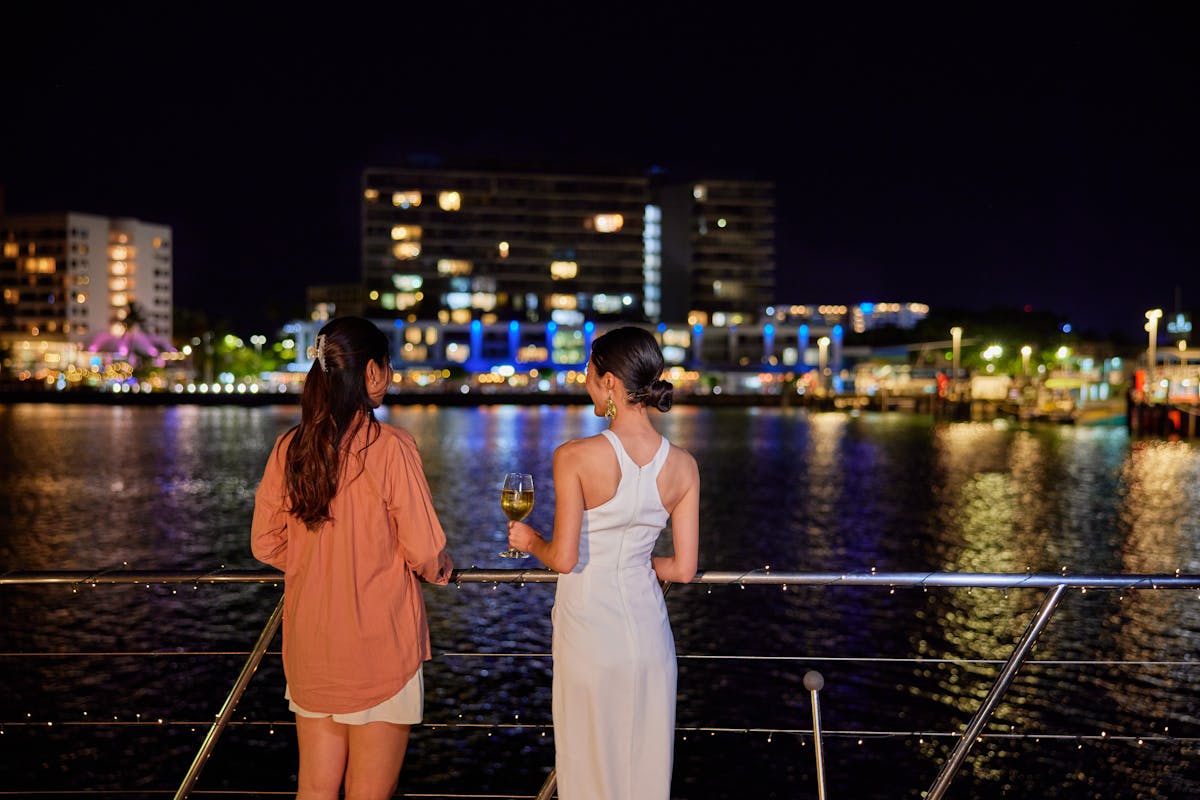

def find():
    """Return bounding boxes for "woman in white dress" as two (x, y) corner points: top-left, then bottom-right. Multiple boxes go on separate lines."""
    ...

(507, 326), (700, 800)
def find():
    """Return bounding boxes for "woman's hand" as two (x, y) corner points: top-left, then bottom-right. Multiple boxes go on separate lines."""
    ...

(507, 520), (541, 553)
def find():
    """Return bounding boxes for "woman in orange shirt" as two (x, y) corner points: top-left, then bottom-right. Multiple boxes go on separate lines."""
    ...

(252, 316), (454, 800)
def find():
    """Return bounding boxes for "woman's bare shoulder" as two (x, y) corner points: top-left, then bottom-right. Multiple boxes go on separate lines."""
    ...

(555, 433), (611, 461)
(667, 443), (699, 479)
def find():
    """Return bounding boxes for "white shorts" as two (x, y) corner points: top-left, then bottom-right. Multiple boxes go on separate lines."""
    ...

(286, 666), (424, 725)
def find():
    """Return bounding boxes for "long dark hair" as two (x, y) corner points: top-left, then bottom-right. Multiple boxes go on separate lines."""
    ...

(590, 326), (674, 412)
(284, 317), (390, 529)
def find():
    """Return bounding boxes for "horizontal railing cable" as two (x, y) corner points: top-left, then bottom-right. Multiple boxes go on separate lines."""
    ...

(1, 717), (1194, 745)
(4, 567), (1200, 589)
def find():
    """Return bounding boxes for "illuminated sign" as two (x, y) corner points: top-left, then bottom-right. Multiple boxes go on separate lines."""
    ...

(1167, 313), (1192, 338)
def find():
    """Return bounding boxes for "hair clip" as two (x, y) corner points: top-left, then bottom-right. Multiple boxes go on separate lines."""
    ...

(305, 334), (328, 372)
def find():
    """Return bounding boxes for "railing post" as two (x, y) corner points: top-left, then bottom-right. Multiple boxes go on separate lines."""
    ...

(925, 583), (1067, 800)
(534, 767), (557, 800)
(805, 670), (828, 800)
(174, 593), (285, 800)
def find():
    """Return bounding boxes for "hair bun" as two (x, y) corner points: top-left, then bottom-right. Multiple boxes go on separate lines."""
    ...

(646, 378), (674, 412)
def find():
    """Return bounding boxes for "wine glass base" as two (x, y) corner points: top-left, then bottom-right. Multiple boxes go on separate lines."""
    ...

(498, 548), (531, 559)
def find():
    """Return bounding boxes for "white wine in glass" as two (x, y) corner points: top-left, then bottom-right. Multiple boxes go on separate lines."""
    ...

(498, 472), (534, 559)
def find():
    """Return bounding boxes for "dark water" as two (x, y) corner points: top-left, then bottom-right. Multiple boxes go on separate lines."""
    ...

(1, 403), (1199, 798)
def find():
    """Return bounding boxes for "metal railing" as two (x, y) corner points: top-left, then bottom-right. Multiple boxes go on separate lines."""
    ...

(3, 567), (1199, 799)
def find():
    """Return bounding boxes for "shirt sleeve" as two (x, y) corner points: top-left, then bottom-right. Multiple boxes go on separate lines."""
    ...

(251, 435), (290, 571)
(386, 433), (452, 584)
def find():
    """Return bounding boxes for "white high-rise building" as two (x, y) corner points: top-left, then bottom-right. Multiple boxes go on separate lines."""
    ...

(0, 212), (173, 374)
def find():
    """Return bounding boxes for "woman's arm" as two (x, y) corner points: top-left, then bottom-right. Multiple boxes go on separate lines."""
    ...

(251, 441), (289, 571)
(652, 453), (700, 584)
(389, 435), (454, 585)
(507, 442), (584, 574)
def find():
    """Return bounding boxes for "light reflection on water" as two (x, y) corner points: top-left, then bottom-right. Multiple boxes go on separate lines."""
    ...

(1, 404), (1198, 798)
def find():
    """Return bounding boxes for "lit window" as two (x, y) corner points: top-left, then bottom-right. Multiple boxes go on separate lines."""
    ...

(392, 274), (423, 291)
(393, 243), (421, 260)
(662, 330), (691, 347)
(472, 292), (497, 311)
(438, 259), (473, 276)
(592, 294), (623, 314)
(392, 191), (422, 208)
(380, 293), (396, 310)
(22, 257), (57, 273)
(438, 191), (462, 211)
(498, 241), (510, 259)
(550, 294), (578, 310)
(364, 188), (380, 202)
(391, 225), (422, 241)
(109, 277), (128, 291)
(713, 280), (745, 299)
(2, 288), (17, 304)
(369, 290), (380, 300)
(110, 323), (124, 336)
(110, 245), (129, 260)
(450, 309), (472, 324)
(517, 346), (549, 363)
(111, 261), (128, 276)
(550, 260), (578, 279)
(111, 292), (128, 307)
(3, 242), (17, 258)
(693, 185), (707, 201)
(717, 218), (727, 228)
(76, 293), (86, 303)
(153, 237), (164, 248)
(592, 213), (624, 233)
(393, 293), (420, 311)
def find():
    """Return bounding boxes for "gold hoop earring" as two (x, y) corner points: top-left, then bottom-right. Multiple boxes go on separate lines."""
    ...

(605, 395), (617, 421)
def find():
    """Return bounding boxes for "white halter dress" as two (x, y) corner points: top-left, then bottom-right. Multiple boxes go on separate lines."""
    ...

(552, 429), (676, 800)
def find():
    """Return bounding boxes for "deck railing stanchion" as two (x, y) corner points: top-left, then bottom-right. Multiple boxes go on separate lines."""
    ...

(804, 670), (828, 800)
(924, 583), (1067, 800)
(174, 593), (285, 800)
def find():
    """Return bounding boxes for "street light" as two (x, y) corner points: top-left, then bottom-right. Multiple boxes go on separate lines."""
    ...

(950, 327), (962, 378)
(817, 336), (831, 393)
(1020, 345), (1032, 376)
(1145, 308), (1163, 384)
(250, 334), (266, 357)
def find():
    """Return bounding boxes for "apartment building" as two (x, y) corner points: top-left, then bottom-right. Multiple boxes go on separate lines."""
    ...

(0, 212), (172, 372)
(354, 165), (777, 327)
(361, 167), (652, 326)
(658, 178), (776, 325)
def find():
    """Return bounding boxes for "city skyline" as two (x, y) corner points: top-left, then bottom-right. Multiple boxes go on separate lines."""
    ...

(1, 6), (1196, 340)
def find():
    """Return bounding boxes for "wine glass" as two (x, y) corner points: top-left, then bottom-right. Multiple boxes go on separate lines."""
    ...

(498, 472), (534, 559)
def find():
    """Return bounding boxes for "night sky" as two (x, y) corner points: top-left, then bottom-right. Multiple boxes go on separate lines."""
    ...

(2, 6), (1196, 340)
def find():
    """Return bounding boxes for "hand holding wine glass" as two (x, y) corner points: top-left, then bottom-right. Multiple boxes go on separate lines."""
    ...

(498, 472), (534, 559)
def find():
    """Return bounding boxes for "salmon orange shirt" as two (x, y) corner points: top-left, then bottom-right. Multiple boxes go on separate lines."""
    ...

(252, 421), (451, 713)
